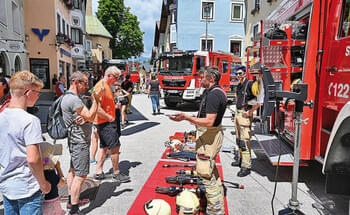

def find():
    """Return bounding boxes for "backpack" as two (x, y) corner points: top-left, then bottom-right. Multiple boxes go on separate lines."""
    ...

(47, 91), (74, 140)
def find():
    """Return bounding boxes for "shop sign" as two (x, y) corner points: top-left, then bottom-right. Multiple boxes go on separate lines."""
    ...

(60, 48), (71, 57)
(72, 46), (84, 59)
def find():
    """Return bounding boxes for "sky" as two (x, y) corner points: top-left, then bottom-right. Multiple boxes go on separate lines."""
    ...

(92, 0), (162, 59)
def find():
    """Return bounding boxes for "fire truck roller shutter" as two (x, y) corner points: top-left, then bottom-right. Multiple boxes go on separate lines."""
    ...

(323, 101), (350, 195)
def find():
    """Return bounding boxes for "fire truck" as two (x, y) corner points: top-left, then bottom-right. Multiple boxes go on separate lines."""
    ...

(102, 59), (128, 76)
(249, 0), (350, 194)
(128, 62), (140, 84)
(157, 50), (241, 107)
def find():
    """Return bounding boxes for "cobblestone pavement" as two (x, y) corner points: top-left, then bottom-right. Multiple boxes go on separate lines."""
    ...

(0, 93), (348, 215)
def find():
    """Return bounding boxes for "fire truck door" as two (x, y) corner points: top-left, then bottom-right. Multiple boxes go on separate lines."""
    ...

(322, 0), (350, 195)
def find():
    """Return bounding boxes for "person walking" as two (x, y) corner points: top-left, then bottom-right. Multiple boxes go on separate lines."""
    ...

(170, 67), (227, 214)
(93, 66), (130, 183)
(0, 71), (51, 214)
(232, 66), (260, 177)
(0, 77), (10, 112)
(121, 74), (133, 114)
(55, 74), (66, 98)
(115, 85), (129, 129)
(148, 75), (161, 115)
(60, 71), (103, 215)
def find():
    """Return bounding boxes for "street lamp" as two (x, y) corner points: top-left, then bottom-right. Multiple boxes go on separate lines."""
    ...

(203, 4), (211, 51)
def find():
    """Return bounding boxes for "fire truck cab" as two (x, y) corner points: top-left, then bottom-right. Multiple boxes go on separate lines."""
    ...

(157, 50), (241, 107)
(128, 62), (140, 84)
(251, 0), (350, 195)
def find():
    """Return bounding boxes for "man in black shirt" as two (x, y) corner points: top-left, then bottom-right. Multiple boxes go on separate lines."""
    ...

(121, 75), (133, 114)
(170, 66), (227, 214)
(233, 66), (260, 177)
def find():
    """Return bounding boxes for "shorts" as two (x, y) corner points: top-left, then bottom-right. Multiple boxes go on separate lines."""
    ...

(96, 122), (120, 150)
(69, 143), (90, 177)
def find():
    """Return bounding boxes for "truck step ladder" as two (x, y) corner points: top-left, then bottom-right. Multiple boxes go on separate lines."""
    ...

(254, 134), (308, 166)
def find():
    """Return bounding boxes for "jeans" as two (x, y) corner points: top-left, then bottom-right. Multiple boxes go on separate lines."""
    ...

(150, 94), (160, 111)
(3, 190), (44, 215)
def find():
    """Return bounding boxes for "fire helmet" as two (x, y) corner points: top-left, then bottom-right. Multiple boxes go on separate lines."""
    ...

(144, 199), (171, 215)
(176, 189), (200, 214)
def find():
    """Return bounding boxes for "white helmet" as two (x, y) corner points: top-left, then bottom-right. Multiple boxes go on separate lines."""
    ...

(144, 199), (171, 215)
(176, 189), (200, 214)
(164, 139), (183, 152)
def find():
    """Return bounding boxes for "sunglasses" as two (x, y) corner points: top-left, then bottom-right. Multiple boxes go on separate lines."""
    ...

(236, 72), (244, 75)
(78, 80), (89, 86)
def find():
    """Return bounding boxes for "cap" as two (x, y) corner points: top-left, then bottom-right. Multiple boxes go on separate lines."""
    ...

(235, 65), (246, 73)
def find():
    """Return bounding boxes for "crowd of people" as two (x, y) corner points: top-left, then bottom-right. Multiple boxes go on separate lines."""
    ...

(0, 65), (164, 215)
(0, 64), (257, 215)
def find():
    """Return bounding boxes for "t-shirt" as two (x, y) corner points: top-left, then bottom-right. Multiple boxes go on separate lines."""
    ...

(61, 91), (92, 144)
(198, 85), (227, 127)
(122, 80), (133, 92)
(149, 80), (160, 94)
(236, 78), (255, 110)
(0, 108), (43, 200)
(93, 80), (115, 125)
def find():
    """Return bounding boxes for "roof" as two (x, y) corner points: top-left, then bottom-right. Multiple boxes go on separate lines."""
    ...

(86, 16), (112, 39)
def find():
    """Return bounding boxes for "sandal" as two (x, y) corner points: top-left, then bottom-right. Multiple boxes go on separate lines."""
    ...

(66, 198), (90, 209)
(93, 172), (105, 180)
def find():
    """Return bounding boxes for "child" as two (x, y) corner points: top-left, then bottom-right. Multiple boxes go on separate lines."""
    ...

(40, 142), (66, 215)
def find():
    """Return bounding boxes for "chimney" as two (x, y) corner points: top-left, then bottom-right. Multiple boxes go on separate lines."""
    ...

(86, 0), (93, 16)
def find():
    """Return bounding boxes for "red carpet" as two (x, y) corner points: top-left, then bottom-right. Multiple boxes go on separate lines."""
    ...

(128, 159), (228, 215)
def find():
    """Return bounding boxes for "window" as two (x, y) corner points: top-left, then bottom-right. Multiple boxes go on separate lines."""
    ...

(171, 10), (177, 24)
(222, 61), (229, 74)
(62, 20), (66, 35)
(339, 0), (350, 38)
(71, 28), (82, 44)
(230, 40), (242, 57)
(66, 24), (69, 37)
(253, 23), (259, 40)
(201, 39), (213, 51)
(12, 2), (20, 34)
(57, 13), (61, 33)
(73, 0), (80, 9)
(0, 0), (6, 26)
(231, 3), (243, 21)
(86, 40), (92, 51)
(30, 59), (50, 89)
(202, 2), (214, 20)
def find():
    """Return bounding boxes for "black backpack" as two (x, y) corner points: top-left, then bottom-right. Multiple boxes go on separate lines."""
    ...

(47, 91), (74, 140)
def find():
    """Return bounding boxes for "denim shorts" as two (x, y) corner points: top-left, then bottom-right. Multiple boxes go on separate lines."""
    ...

(3, 190), (44, 215)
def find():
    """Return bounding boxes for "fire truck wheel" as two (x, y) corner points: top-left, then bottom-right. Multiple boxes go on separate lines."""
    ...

(165, 99), (178, 108)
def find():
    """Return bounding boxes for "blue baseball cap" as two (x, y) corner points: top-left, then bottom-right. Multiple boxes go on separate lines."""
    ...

(235, 66), (246, 73)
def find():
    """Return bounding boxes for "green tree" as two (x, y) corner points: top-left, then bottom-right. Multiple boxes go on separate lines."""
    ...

(97, 0), (144, 58)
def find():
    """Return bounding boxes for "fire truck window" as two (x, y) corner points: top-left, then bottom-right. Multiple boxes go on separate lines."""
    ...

(339, 0), (350, 38)
(216, 58), (219, 66)
(222, 61), (228, 74)
(196, 57), (201, 70)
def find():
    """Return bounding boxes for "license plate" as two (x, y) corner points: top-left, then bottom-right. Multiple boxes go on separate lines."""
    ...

(167, 90), (179, 93)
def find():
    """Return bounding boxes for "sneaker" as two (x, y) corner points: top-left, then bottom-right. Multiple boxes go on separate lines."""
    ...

(93, 172), (105, 180)
(113, 172), (131, 183)
(90, 158), (97, 164)
(69, 209), (85, 215)
(237, 168), (251, 177)
(67, 199), (90, 209)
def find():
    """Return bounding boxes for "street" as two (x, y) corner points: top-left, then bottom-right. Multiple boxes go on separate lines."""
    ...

(2, 93), (346, 215)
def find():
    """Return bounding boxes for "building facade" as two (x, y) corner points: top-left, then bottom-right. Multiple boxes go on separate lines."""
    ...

(153, 0), (245, 60)
(85, 0), (112, 75)
(0, 0), (26, 77)
(24, 0), (87, 91)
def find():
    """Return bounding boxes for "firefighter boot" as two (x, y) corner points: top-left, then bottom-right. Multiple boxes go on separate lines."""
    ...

(237, 167), (251, 177)
(231, 148), (241, 167)
(237, 140), (251, 177)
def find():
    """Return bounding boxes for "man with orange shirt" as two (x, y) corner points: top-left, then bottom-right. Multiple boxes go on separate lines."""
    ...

(93, 66), (131, 183)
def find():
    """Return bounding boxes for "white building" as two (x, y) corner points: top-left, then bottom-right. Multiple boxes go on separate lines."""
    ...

(0, 0), (27, 77)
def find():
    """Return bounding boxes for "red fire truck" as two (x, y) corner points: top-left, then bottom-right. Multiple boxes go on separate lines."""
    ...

(103, 59), (128, 75)
(157, 50), (241, 107)
(248, 0), (350, 191)
(128, 62), (140, 84)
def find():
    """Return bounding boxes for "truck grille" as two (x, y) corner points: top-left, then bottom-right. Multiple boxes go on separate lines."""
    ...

(162, 80), (186, 87)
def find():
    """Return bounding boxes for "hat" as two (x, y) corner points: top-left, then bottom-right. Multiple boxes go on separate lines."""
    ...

(235, 65), (246, 73)
(144, 199), (171, 215)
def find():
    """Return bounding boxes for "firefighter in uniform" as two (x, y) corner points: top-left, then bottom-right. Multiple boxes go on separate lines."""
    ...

(170, 66), (227, 214)
(232, 66), (260, 177)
